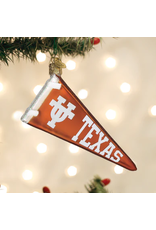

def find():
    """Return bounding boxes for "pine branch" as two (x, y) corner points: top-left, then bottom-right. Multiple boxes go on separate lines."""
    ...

(85, 175), (109, 193)
(0, 37), (96, 65)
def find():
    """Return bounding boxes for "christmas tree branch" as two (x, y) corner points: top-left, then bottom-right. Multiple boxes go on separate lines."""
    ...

(42, 175), (110, 193)
(85, 176), (109, 193)
(0, 37), (96, 65)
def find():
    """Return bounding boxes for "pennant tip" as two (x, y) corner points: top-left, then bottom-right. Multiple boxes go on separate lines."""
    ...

(128, 162), (137, 171)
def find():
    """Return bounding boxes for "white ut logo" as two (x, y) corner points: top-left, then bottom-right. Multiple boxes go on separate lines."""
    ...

(47, 95), (76, 129)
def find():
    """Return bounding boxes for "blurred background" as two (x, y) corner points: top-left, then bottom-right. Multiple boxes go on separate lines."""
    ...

(0, 37), (156, 193)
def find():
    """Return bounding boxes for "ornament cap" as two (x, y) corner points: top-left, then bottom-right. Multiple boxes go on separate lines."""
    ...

(49, 57), (66, 75)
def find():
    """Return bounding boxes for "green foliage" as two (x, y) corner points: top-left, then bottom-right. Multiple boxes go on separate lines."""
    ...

(0, 37), (96, 65)
(85, 175), (109, 193)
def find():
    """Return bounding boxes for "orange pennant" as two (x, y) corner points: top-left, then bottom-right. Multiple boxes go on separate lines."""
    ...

(21, 74), (137, 171)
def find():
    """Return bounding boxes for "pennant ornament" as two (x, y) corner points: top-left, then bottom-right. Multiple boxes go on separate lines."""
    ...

(21, 58), (137, 171)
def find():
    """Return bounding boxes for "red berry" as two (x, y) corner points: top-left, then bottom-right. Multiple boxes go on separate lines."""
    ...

(43, 186), (51, 193)
(91, 37), (100, 45)
(101, 178), (111, 186)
